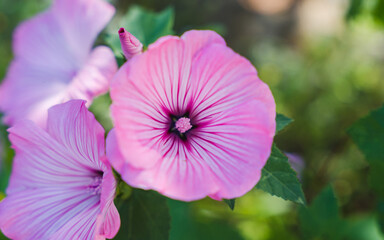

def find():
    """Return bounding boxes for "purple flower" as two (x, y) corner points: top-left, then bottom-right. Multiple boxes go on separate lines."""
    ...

(0, 0), (117, 126)
(0, 100), (120, 239)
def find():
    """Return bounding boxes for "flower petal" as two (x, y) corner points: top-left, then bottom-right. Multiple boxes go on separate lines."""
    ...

(0, 0), (116, 126)
(12, 11), (78, 71)
(111, 38), (193, 169)
(95, 166), (120, 239)
(0, 188), (99, 240)
(7, 119), (98, 192)
(46, 100), (106, 170)
(66, 46), (117, 106)
(0, 60), (68, 125)
(188, 44), (275, 199)
(181, 30), (226, 57)
(52, 0), (115, 63)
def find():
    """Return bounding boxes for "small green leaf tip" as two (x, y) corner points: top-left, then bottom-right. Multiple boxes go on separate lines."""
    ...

(256, 145), (306, 205)
(276, 113), (293, 133)
(224, 199), (236, 210)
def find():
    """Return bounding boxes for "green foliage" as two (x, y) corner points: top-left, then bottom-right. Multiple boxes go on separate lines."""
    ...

(114, 189), (171, 240)
(343, 216), (384, 240)
(223, 199), (235, 210)
(168, 200), (244, 240)
(346, 0), (384, 25)
(379, 200), (384, 233)
(349, 105), (384, 235)
(256, 114), (305, 205)
(373, 0), (384, 25)
(89, 94), (113, 133)
(346, 0), (364, 20)
(256, 145), (306, 205)
(348, 105), (384, 162)
(0, 118), (12, 194)
(299, 186), (348, 240)
(276, 113), (293, 133)
(0, 232), (7, 240)
(122, 5), (174, 46)
(105, 5), (174, 63)
(369, 161), (384, 199)
(348, 105), (384, 199)
(299, 186), (384, 240)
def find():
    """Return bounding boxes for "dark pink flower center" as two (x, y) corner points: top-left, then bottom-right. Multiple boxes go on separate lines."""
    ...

(168, 113), (195, 141)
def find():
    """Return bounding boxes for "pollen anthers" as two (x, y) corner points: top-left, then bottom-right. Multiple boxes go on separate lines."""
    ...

(169, 113), (194, 139)
(175, 117), (192, 133)
(87, 174), (103, 195)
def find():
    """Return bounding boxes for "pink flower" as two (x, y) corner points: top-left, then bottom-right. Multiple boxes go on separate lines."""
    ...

(0, 100), (120, 240)
(0, 0), (117, 126)
(107, 30), (276, 201)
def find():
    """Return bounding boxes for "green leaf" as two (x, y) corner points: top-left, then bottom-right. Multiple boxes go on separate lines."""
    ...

(168, 200), (244, 240)
(368, 161), (384, 198)
(276, 113), (293, 133)
(373, 0), (384, 25)
(349, 105), (384, 235)
(123, 5), (174, 46)
(88, 93), (113, 133)
(0, 117), (13, 194)
(348, 105), (384, 162)
(223, 199), (235, 210)
(378, 200), (384, 234)
(256, 145), (306, 205)
(0, 231), (9, 240)
(346, 0), (364, 20)
(344, 215), (384, 240)
(114, 189), (171, 240)
(299, 185), (348, 240)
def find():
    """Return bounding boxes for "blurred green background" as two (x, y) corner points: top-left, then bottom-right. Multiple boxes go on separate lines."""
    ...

(1, 0), (384, 239)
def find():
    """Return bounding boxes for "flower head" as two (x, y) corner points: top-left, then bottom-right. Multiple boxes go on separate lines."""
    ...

(0, 100), (120, 239)
(107, 30), (276, 201)
(0, 0), (117, 126)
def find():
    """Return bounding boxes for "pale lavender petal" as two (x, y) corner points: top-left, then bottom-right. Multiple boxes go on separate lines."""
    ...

(50, 206), (99, 240)
(0, 189), (99, 240)
(95, 167), (120, 239)
(46, 100), (106, 170)
(52, 0), (115, 63)
(12, 11), (77, 71)
(0, 100), (119, 239)
(0, 59), (68, 125)
(7, 120), (98, 192)
(0, 0), (116, 126)
(65, 46), (117, 107)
